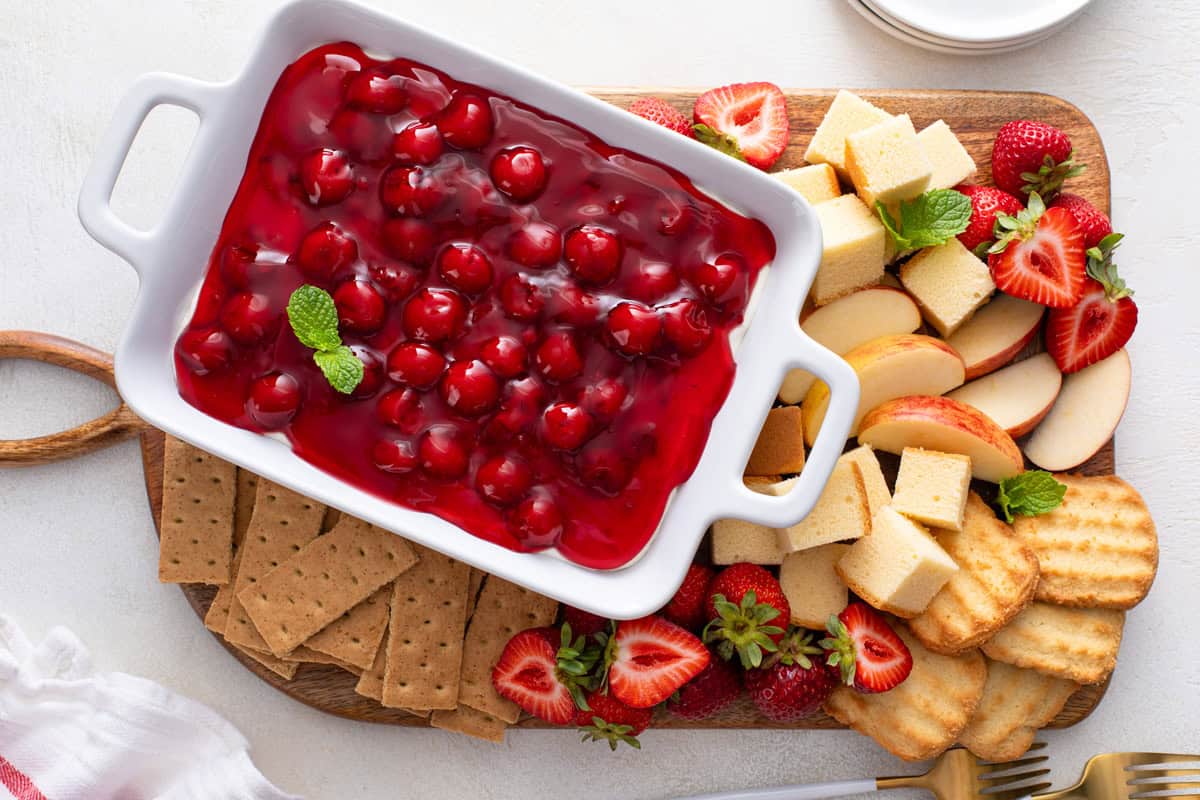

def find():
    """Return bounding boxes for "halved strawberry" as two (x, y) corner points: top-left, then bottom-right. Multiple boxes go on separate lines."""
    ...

(692, 82), (789, 170)
(1046, 233), (1137, 373)
(820, 602), (912, 694)
(607, 616), (710, 708)
(988, 192), (1087, 308)
(492, 625), (599, 724)
(575, 689), (653, 751)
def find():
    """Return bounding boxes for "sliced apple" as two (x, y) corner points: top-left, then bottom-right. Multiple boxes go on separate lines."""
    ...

(1024, 349), (1130, 471)
(946, 353), (1063, 438)
(946, 293), (1045, 380)
(780, 287), (922, 403)
(858, 395), (1024, 482)
(802, 333), (965, 444)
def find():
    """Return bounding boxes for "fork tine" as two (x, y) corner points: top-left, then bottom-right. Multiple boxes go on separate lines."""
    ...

(1127, 756), (1200, 769)
(980, 755), (1051, 772)
(1129, 788), (1200, 799)
(980, 769), (1052, 786)
(984, 781), (1054, 800)
(1129, 774), (1200, 784)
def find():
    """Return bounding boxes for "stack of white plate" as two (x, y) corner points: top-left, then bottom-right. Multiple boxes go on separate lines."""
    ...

(848, 0), (1094, 55)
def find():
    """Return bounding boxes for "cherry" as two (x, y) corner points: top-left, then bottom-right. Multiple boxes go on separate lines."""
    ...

(509, 496), (563, 548)
(349, 346), (385, 398)
(439, 359), (500, 416)
(535, 331), (583, 382)
(489, 146), (547, 202)
(475, 454), (533, 506)
(486, 377), (545, 439)
(480, 335), (528, 378)
(661, 298), (713, 355)
(380, 165), (445, 216)
(346, 71), (407, 114)
(299, 148), (354, 206)
(220, 244), (264, 289)
(436, 243), (493, 294)
(402, 288), (467, 342)
(499, 273), (544, 321)
(542, 402), (592, 450)
(605, 301), (661, 356)
(552, 285), (601, 327)
(247, 372), (301, 429)
(628, 260), (679, 302)
(376, 387), (424, 430)
(564, 225), (622, 285)
(386, 342), (446, 388)
(372, 438), (418, 474)
(418, 426), (469, 479)
(437, 92), (493, 149)
(297, 223), (357, 279)
(507, 221), (561, 268)
(220, 292), (277, 345)
(655, 196), (693, 236)
(176, 328), (233, 375)
(692, 254), (741, 301)
(580, 377), (627, 421)
(391, 121), (444, 165)
(578, 444), (632, 494)
(381, 217), (436, 265)
(328, 109), (390, 160)
(369, 262), (421, 302)
(333, 279), (386, 334)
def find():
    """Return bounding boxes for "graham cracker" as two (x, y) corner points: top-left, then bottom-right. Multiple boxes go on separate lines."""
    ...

(302, 585), (391, 671)
(158, 436), (236, 584)
(224, 480), (325, 652)
(321, 506), (342, 532)
(355, 625), (388, 702)
(430, 705), (508, 744)
(381, 546), (471, 710)
(203, 468), (258, 633)
(234, 641), (299, 680)
(282, 644), (363, 675)
(458, 576), (558, 724)
(238, 516), (418, 656)
(465, 568), (486, 621)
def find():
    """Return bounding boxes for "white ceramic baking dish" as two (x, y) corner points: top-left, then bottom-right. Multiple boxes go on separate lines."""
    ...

(78, 0), (858, 619)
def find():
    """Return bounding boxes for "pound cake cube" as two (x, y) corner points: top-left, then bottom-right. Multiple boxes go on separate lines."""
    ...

(776, 460), (871, 552)
(746, 406), (806, 476)
(711, 518), (785, 565)
(812, 195), (887, 305)
(892, 447), (972, 531)
(845, 114), (933, 208)
(837, 505), (959, 618)
(780, 543), (850, 628)
(899, 238), (996, 337)
(804, 90), (894, 178)
(917, 120), (976, 190)
(838, 444), (891, 517)
(774, 163), (841, 205)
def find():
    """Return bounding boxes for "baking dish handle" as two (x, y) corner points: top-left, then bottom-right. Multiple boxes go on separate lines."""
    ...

(78, 72), (223, 271)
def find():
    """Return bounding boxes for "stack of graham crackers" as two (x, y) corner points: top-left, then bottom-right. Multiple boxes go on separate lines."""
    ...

(157, 435), (559, 743)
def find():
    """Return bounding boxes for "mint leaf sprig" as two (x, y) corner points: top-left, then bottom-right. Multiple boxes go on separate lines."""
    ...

(286, 285), (363, 395)
(876, 188), (972, 251)
(996, 470), (1068, 523)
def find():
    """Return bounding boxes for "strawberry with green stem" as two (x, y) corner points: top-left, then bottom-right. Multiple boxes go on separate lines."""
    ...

(1045, 233), (1138, 373)
(702, 563), (790, 669)
(743, 628), (837, 722)
(987, 191), (1087, 308)
(991, 119), (1085, 200)
(575, 689), (652, 751)
(491, 623), (602, 724)
(821, 603), (913, 694)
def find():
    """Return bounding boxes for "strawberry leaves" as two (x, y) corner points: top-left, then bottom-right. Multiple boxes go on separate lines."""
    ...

(1020, 150), (1086, 201)
(693, 123), (746, 162)
(875, 189), (973, 251)
(703, 590), (785, 669)
(988, 190), (1047, 255)
(1086, 233), (1132, 300)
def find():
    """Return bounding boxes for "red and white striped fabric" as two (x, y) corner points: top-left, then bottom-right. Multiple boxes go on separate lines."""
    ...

(0, 616), (299, 800)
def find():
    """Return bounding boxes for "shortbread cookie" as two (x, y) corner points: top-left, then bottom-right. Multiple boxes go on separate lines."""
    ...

(981, 603), (1124, 684)
(959, 659), (1077, 761)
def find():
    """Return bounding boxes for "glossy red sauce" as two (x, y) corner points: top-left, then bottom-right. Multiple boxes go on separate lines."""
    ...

(174, 43), (775, 568)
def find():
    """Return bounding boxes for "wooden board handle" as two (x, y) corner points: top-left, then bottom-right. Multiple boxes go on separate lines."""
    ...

(0, 331), (148, 466)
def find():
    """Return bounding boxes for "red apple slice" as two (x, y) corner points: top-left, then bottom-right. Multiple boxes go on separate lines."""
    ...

(780, 287), (922, 403)
(946, 293), (1045, 380)
(1024, 349), (1130, 471)
(857, 394), (1024, 482)
(946, 353), (1063, 438)
(802, 333), (965, 444)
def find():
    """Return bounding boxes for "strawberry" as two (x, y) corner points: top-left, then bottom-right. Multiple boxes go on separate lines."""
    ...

(743, 629), (837, 722)
(667, 657), (742, 720)
(702, 563), (790, 668)
(606, 616), (710, 708)
(1050, 192), (1113, 249)
(492, 625), (600, 724)
(988, 192), (1087, 308)
(955, 184), (1023, 253)
(820, 602), (913, 694)
(692, 82), (789, 170)
(563, 605), (609, 638)
(628, 97), (694, 138)
(1045, 234), (1137, 373)
(575, 689), (653, 750)
(661, 563), (715, 631)
(990, 119), (1085, 199)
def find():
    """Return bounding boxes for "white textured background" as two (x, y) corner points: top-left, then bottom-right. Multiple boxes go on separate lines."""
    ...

(1, 1), (1198, 797)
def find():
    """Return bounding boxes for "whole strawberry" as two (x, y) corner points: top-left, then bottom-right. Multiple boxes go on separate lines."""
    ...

(955, 184), (1023, 252)
(562, 605), (609, 638)
(667, 656), (742, 721)
(743, 629), (837, 722)
(661, 563), (715, 631)
(703, 563), (791, 669)
(1045, 233), (1137, 373)
(1050, 193), (1113, 249)
(575, 689), (653, 751)
(991, 119), (1084, 199)
(628, 97), (694, 138)
(821, 602), (913, 694)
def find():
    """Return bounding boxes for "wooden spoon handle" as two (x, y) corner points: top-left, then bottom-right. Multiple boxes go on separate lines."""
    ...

(0, 331), (149, 466)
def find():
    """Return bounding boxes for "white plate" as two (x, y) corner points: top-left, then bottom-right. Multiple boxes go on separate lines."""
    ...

(77, 0), (858, 619)
(870, 0), (1093, 44)
(862, 0), (1086, 49)
(849, 0), (1077, 55)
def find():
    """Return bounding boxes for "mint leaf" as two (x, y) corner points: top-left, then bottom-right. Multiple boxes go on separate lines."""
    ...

(287, 285), (342, 351)
(875, 201), (909, 249)
(876, 189), (972, 252)
(693, 124), (746, 162)
(313, 346), (364, 395)
(996, 471), (1068, 523)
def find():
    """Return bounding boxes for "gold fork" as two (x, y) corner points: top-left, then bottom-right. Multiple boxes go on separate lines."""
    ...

(1035, 752), (1200, 800)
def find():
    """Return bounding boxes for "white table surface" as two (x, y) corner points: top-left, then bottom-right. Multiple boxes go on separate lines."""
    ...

(2, 1), (1197, 797)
